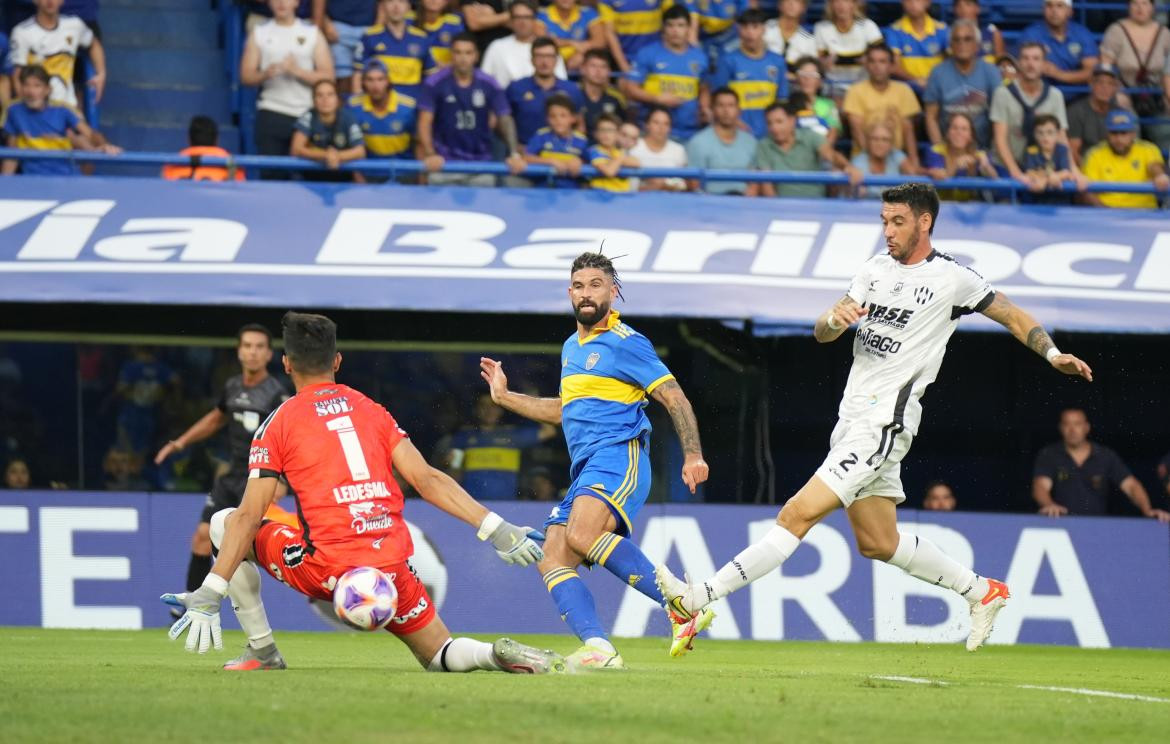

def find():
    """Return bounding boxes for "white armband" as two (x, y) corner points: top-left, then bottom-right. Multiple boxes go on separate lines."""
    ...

(202, 573), (230, 598)
(1046, 347), (1062, 362)
(826, 312), (844, 331)
(477, 511), (503, 541)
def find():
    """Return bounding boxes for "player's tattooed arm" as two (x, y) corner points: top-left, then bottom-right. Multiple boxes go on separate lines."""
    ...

(981, 292), (1093, 381)
(652, 380), (709, 493)
(814, 295), (868, 343)
(652, 380), (702, 455)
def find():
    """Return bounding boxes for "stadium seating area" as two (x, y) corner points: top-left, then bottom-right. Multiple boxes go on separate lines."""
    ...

(0, 0), (1168, 202)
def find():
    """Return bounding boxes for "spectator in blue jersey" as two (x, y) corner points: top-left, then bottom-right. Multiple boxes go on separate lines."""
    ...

(586, 111), (639, 191)
(347, 60), (416, 182)
(413, 0), (465, 68)
(1, 65), (117, 175)
(952, 0), (1003, 63)
(685, 87), (757, 195)
(523, 94), (587, 188)
(624, 4), (708, 141)
(924, 112), (998, 202)
(353, 0), (433, 99)
(113, 346), (180, 456)
(683, 0), (750, 66)
(537, 0), (606, 72)
(417, 32), (525, 186)
(1017, 0), (1097, 86)
(599, 0), (666, 73)
(291, 78), (367, 181)
(884, 0), (948, 90)
(1022, 114), (1085, 204)
(312, 0), (377, 93)
(507, 36), (584, 146)
(710, 10), (787, 139)
(924, 19), (1001, 150)
(578, 49), (627, 142)
(447, 393), (557, 500)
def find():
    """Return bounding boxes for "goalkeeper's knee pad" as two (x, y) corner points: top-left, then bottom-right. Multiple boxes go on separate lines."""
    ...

(209, 507), (236, 551)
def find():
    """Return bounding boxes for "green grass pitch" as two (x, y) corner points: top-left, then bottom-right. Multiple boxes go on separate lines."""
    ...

(3, 628), (1168, 743)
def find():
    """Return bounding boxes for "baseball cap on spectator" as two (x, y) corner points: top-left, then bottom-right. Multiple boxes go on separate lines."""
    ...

(1105, 109), (1137, 132)
(363, 59), (389, 75)
(1091, 63), (1120, 79)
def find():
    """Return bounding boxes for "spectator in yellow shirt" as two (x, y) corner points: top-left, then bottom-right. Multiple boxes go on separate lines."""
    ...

(1082, 109), (1169, 209)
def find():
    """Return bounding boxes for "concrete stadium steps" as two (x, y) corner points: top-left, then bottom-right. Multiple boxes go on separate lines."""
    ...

(101, 7), (221, 50)
(100, 82), (231, 128)
(103, 0), (216, 9)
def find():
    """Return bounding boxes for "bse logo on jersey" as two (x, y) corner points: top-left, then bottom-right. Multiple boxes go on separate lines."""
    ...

(349, 501), (394, 534)
(865, 302), (916, 330)
(248, 446), (270, 465)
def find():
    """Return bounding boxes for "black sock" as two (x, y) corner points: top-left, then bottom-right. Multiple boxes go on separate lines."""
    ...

(187, 553), (213, 592)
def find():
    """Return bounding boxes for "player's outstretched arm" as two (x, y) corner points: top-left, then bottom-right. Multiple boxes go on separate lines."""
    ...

(392, 438), (544, 566)
(813, 295), (868, 344)
(479, 357), (562, 425)
(980, 292), (1093, 381)
(154, 407), (227, 464)
(650, 380), (708, 494)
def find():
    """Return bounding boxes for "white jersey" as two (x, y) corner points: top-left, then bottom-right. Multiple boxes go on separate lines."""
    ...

(838, 250), (994, 437)
(253, 19), (322, 117)
(8, 15), (94, 109)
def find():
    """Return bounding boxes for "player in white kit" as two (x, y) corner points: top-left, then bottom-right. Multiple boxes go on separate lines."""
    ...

(657, 183), (1094, 651)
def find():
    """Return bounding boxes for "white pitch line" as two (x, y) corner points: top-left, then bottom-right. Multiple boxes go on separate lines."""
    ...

(871, 675), (950, 686)
(1016, 685), (1170, 704)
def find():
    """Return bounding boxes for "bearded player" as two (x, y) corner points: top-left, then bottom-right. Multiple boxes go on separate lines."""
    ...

(479, 252), (715, 667)
(657, 183), (1094, 651)
(165, 311), (564, 675)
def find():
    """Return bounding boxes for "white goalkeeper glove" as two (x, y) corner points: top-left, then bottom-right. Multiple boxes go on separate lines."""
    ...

(161, 574), (228, 654)
(478, 512), (544, 567)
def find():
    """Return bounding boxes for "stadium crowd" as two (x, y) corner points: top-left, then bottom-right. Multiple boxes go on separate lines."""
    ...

(1, 0), (1169, 204)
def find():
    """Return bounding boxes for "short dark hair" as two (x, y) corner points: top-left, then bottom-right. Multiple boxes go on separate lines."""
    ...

(312, 78), (339, 97)
(531, 36), (557, 56)
(595, 112), (622, 129)
(281, 311), (337, 375)
(645, 105), (672, 123)
(545, 93), (576, 115)
(510, 0), (537, 16)
(765, 100), (799, 118)
(188, 115), (218, 147)
(793, 55), (822, 74)
(880, 182), (941, 235)
(451, 31), (478, 50)
(583, 48), (613, 66)
(924, 479), (953, 495)
(19, 65), (50, 86)
(1032, 113), (1062, 132)
(865, 42), (893, 62)
(737, 8), (767, 25)
(237, 322), (273, 347)
(787, 91), (811, 110)
(663, 4), (691, 24)
(570, 252), (623, 299)
(1018, 40), (1046, 57)
(711, 86), (739, 106)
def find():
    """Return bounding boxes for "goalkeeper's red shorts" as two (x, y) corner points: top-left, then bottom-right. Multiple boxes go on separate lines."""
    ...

(253, 520), (436, 635)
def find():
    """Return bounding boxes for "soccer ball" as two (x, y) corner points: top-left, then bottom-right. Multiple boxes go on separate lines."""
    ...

(332, 567), (398, 631)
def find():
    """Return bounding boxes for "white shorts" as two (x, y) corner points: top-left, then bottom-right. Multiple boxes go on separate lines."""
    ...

(814, 418), (913, 508)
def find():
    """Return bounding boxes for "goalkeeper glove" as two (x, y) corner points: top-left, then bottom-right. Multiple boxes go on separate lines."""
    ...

(161, 574), (228, 654)
(478, 512), (544, 567)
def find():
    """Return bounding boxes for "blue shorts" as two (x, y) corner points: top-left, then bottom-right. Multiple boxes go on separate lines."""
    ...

(330, 20), (365, 78)
(545, 434), (651, 537)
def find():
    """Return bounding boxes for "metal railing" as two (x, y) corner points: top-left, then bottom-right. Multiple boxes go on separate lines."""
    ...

(1, 147), (1165, 204)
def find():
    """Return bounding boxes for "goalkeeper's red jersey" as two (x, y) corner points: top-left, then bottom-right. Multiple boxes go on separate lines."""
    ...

(249, 382), (413, 565)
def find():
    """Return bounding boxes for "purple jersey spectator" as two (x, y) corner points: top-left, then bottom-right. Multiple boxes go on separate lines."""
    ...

(417, 66), (510, 161)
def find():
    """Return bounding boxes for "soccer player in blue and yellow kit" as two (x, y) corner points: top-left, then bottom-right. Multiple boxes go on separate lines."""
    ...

(624, 4), (709, 141)
(479, 252), (716, 667)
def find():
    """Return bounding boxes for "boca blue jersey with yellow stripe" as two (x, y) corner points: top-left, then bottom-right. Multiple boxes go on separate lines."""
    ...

(709, 48), (788, 138)
(682, 0), (750, 56)
(355, 24), (434, 99)
(346, 91), (417, 159)
(526, 127), (589, 188)
(600, 0), (666, 61)
(411, 12), (464, 67)
(539, 5), (602, 63)
(629, 41), (708, 139)
(883, 15), (948, 81)
(1, 101), (80, 175)
(560, 311), (674, 469)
